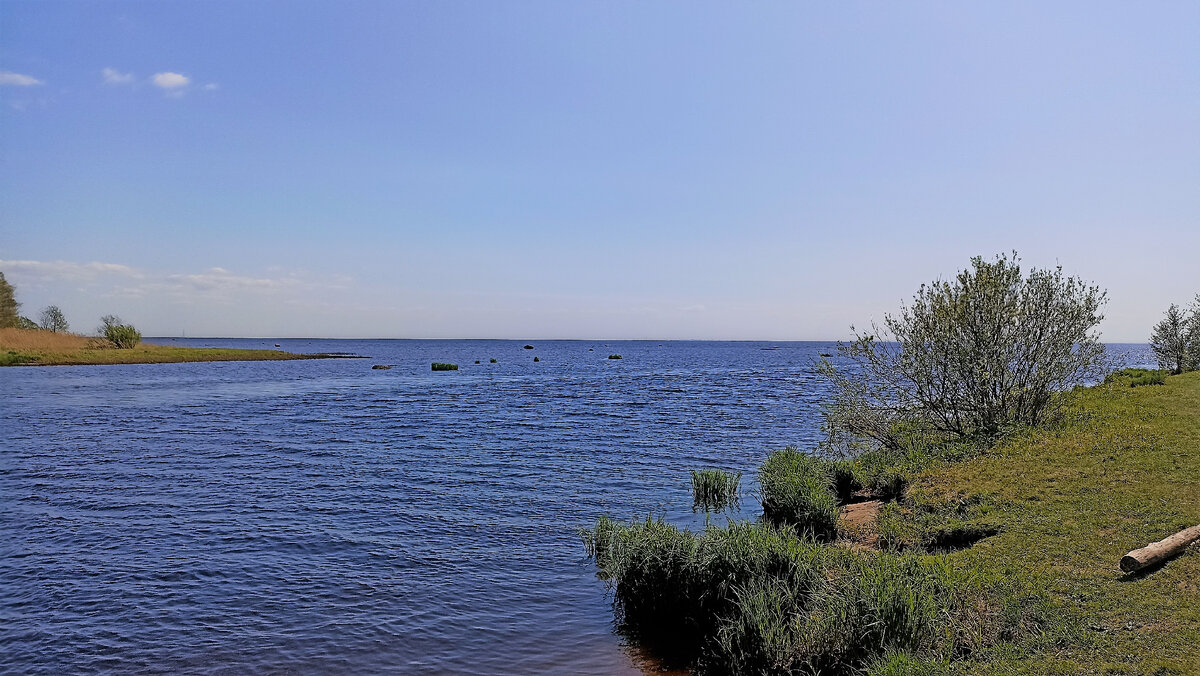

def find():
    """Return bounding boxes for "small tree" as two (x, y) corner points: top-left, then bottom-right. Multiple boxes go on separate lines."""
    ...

(40, 305), (69, 333)
(1150, 300), (1200, 375)
(821, 252), (1107, 448)
(99, 314), (142, 349)
(0, 272), (19, 328)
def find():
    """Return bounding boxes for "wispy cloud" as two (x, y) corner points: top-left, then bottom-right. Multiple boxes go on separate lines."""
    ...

(101, 67), (134, 85)
(0, 259), (346, 302)
(202, 82), (219, 91)
(0, 71), (43, 86)
(0, 259), (143, 281)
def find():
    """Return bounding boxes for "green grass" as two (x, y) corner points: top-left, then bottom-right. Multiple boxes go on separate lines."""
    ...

(608, 354), (622, 359)
(431, 362), (459, 371)
(896, 371), (1200, 673)
(490, 358), (498, 363)
(690, 469), (742, 513)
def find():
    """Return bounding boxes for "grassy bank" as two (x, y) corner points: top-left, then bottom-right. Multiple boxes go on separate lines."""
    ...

(0, 328), (349, 366)
(584, 372), (1200, 674)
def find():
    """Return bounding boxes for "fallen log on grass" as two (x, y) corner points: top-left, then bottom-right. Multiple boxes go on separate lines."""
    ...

(1120, 524), (1200, 573)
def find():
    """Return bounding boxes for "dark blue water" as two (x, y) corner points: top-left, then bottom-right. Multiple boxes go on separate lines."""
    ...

(0, 340), (1155, 675)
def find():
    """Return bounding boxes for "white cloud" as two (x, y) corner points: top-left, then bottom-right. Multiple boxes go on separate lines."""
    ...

(203, 82), (219, 91)
(0, 71), (43, 86)
(0, 259), (143, 281)
(152, 72), (189, 90)
(101, 67), (134, 85)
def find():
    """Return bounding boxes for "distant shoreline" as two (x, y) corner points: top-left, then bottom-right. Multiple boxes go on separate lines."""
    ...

(0, 328), (361, 367)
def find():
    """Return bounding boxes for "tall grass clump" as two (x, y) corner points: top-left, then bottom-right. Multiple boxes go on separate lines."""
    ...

(608, 354), (622, 359)
(431, 362), (459, 371)
(691, 469), (742, 513)
(582, 517), (825, 662)
(584, 515), (1048, 674)
(759, 447), (839, 541)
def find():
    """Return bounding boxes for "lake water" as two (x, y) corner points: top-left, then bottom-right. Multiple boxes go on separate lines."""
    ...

(0, 340), (1154, 675)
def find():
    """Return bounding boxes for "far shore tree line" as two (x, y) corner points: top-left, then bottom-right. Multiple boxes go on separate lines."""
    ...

(0, 271), (142, 348)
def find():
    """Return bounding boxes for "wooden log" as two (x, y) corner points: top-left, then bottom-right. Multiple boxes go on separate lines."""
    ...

(1120, 524), (1200, 573)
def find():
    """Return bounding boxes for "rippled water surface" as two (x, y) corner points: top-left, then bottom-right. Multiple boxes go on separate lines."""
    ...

(0, 340), (1154, 674)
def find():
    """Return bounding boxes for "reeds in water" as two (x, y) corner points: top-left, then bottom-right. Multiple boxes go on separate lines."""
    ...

(690, 469), (741, 513)
(431, 362), (459, 371)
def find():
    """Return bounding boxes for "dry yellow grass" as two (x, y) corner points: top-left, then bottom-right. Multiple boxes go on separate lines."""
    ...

(0, 328), (351, 366)
(0, 328), (101, 352)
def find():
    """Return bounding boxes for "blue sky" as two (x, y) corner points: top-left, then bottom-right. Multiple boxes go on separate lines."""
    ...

(1, 1), (1197, 340)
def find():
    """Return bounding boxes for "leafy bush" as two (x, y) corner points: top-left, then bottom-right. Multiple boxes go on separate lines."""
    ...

(821, 253), (1107, 449)
(99, 315), (141, 349)
(431, 362), (459, 371)
(759, 447), (839, 541)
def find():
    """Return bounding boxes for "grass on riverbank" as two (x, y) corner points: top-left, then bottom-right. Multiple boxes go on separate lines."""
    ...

(0, 328), (345, 366)
(584, 372), (1200, 674)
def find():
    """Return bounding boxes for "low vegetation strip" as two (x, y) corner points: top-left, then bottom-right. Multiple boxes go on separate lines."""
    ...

(0, 329), (347, 366)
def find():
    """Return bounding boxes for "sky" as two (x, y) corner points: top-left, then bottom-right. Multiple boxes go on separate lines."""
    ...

(1, 1), (1197, 340)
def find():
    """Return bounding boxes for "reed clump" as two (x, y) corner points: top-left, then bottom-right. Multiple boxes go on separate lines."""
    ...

(608, 354), (622, 359)
(431, 362), (459, 371)
(759, 447), (839, 541)
(690, 469), (741, 512)
(582, 517), (1044, 674)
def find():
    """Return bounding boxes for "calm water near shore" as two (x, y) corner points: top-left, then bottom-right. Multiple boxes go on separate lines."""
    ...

(0, 340), (1154, 674)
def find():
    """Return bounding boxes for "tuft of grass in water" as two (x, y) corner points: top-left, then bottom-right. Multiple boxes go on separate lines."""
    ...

(608, 354), (622, 359)
(431, 362), (459, 371)
(533, 356), (540, 362)
(474, 360), (480, 364)
(489, 358), (498, 363)
(759, 447), (839, 541)
(691, 469), (742, 513)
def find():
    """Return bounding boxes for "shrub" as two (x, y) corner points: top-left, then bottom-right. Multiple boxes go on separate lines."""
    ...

(691, 469), (741, 513)
(821, 252), (1107, 449)
(100, 315), (141, 349)
(431, 362), (459, 371)
(1129, 372), (1166, 388)
(1150, 298), (1200, 374)
(759, 447), (839, 541)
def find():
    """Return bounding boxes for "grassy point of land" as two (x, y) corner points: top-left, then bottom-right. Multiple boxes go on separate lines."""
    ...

(0, 328), (354, 366)
(904, 371), (1200, 673)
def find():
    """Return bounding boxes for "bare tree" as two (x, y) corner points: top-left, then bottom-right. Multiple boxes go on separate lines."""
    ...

(820, 252), (1107, 448)
(40, 305), (70, 333)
